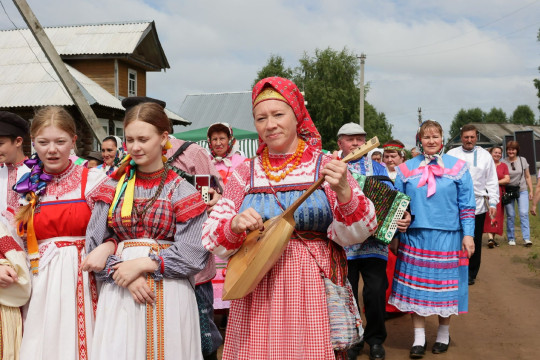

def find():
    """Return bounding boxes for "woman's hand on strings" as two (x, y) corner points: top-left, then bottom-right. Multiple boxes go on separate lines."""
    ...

(231, 208), (264, 234)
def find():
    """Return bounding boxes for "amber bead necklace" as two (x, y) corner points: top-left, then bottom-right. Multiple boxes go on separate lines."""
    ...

(261, 139), (305, 182)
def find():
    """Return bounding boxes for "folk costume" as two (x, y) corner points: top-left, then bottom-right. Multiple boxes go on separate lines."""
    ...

(0, 111), (30, 230)
(0, 160), (29, 230)
(207, 122), (247, 185)
(483, 161), (509, 236)
(343, 155), (394, 348)
(389, 136), (475, 316)
(202, 77), (377, 360)
(96, 136), (125, 176)
(0, 221), (31, 360)
(15, 160), (105, 360)
(87, 156), (209, 360)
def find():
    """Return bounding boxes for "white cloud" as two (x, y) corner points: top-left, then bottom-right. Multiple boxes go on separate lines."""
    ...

(0, 0), (537, 148)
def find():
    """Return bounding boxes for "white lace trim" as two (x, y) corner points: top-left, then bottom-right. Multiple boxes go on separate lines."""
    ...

(389, 297), (459, 318)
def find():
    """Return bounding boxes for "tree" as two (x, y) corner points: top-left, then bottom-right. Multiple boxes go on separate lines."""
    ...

(448, 108), (485, 139)
(252, 55), (294, 87)
(484, 107), (507, 123)
(509, 105), (536, 125)
(293, 47), (391, 150)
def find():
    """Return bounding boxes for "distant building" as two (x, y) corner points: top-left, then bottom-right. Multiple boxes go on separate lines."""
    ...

(446, 122), (540, 175)
(0, 21), (187, 156)
(177, 91), (259, 157)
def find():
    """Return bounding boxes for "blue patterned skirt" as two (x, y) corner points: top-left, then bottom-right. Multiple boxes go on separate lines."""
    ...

(389, 228), (469, 317)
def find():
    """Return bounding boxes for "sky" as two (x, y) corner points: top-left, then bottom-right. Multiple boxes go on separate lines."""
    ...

(1, 0), (539, 148)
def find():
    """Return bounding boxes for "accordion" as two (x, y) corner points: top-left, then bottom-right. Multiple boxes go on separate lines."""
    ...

(352, 173), (410, 244)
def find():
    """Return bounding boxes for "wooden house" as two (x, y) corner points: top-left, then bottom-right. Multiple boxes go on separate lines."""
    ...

(0, 21), (188, 156)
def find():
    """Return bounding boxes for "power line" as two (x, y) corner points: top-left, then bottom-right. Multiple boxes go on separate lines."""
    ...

(369, 0), (540, 57)
(371, 19), (540, 58)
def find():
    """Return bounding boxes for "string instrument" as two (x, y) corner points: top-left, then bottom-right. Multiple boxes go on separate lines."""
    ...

(222, 137), (380, 300)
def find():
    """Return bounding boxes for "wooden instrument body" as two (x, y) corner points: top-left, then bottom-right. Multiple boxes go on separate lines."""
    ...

(223, 137), (380, 300)
(222, 214), (295, 300)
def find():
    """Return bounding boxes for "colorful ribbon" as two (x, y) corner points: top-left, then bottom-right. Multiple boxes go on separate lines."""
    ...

(417, 164), (444, 197)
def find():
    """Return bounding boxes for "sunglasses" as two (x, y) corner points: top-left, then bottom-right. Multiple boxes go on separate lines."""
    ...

(511, 162), (515, 171)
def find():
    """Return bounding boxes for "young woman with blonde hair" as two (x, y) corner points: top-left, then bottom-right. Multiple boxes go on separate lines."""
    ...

(14, 106), (105, 360)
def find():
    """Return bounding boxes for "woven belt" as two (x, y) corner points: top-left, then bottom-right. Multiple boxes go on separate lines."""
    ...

(122, 241), (171, 360)
(54, 240), (98, 360)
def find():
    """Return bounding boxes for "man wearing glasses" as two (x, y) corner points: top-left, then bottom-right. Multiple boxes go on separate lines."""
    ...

(447, 124), (499, 286)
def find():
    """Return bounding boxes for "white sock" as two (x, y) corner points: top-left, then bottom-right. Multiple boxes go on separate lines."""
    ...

(436, 324), (450, 344)
(413, 328), (426, 347)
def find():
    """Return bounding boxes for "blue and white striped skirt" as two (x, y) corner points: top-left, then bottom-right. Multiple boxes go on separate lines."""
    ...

(389, 228), (469, 317)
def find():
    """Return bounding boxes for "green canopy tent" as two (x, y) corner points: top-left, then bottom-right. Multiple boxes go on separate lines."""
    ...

(172, 127), (259, 158)
(173, 127), (259, 141)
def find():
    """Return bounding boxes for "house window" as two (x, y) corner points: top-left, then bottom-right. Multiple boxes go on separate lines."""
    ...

(128, 69), (137, 96)
(113, 120), (124, 140)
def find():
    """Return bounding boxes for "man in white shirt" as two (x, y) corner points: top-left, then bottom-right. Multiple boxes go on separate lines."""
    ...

(447, 124), (499, 286)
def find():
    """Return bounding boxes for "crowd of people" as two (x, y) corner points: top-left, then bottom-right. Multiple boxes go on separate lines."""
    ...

(0, 76), (537, 360)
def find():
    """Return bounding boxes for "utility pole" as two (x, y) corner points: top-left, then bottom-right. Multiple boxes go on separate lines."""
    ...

(418, 107), (422, 125)
(12, 0), (107, 142)
(358, 53), (366, 128)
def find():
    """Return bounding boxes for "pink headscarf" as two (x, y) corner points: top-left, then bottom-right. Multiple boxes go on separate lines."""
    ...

(252, 77), (321, 154)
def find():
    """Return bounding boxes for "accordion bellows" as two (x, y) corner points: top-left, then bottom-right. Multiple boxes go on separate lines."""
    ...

(353, 174), (410, 244)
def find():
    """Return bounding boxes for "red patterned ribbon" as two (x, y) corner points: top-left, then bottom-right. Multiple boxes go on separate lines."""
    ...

(122, 241), (171, 360)
(54, 240), (98, 360)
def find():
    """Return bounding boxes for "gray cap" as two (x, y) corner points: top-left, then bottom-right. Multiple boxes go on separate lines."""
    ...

(337, 122), (366, 136)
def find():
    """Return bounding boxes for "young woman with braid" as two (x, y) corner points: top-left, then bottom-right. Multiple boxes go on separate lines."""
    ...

(82, 102), (209, 360)
(14, 106), (106, 360)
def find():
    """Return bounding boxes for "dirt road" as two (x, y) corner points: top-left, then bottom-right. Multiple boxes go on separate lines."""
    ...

(377, 238), (540, 360)
(216, 237), (540, 359)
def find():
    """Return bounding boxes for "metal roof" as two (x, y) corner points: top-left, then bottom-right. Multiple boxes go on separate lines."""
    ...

(446, 122), (540, 149)
(176, 92), (254, 131)
(0, 22), (187, 124)
(1, 22), (152, 56)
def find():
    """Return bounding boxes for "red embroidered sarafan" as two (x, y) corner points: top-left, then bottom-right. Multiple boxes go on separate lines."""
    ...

(43, 162), (82, 199)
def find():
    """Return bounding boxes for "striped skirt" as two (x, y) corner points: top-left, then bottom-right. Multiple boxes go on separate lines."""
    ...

(389, 228), (469, 317)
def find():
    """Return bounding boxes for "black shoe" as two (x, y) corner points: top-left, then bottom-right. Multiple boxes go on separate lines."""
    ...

(369, 344), (385, 360)
(493, 239), (500, 247)
(488, 239), (494, 248)
(432, 337), (450, 354)
(347, 340), (364, 360)
(203, 351), (218, 360)
(409, 343), (426, 359)
(468, 278), (475, 285)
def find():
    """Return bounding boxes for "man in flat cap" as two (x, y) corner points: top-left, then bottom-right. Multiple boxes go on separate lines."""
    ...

(336, 122), (410, 360)
(0, 111), (30, 227)
(121, 97), (224, 360)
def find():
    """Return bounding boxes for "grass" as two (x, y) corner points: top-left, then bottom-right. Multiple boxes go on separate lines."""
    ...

(506, 180), (540, 273)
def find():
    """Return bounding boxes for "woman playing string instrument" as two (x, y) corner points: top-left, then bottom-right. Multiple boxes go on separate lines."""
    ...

(202, 77), (377, 360)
